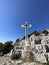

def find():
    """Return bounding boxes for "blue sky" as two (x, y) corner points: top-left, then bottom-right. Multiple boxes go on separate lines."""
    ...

(0, 0), (49, 42)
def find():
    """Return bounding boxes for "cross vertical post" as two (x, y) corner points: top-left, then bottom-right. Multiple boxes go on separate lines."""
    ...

(21, 22), (32, 46)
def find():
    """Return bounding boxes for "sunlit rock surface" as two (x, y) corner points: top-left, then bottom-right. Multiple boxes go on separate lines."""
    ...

(9, 31), (49, 64)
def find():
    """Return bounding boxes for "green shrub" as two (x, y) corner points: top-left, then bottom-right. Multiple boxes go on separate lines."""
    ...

(31, 31), (40, 36)
(42, 30), (48, 36)
(11, 53), (21, 60)
(22, 52), (34, 62)
(22, 57), (34, 62)
(46, 61), (49, 65)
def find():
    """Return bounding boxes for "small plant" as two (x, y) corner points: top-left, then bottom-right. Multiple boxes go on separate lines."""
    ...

(22, 52), (34, 62)
(46, 61), (49, 65)
(11, 53), (21, 60)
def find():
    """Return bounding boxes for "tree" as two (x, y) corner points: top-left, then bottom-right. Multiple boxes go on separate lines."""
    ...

(16, 39), (20, 43)
(22, 34), (30, 40)
(15, 39), (20, 46)
(0, 42), (4, 52)
(2, 41), (14, 54)
(22, 36), (25, 39)
(42, 30), (48, 36)
(31, 31), (40, 36)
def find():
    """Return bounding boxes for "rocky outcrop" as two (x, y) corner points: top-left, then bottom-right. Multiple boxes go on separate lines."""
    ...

(22, 62), (44, 65)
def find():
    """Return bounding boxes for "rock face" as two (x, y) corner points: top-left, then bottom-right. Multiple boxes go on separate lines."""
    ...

(35, 54), (47, 63)
(22, 62), (43, 65)
(22, 44), (31, 58)
(22, 50), (30, 58)
(11, 32), (49, 63)
(0, 54), (11, 65)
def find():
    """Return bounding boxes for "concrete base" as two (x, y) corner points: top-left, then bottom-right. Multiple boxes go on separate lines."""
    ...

(24, 45), (31, 51)
(22, 45), (31, 58)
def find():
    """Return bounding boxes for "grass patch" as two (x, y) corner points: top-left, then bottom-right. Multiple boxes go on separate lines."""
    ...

(21, 52), (34, 62)
(11, 53), (21, 60)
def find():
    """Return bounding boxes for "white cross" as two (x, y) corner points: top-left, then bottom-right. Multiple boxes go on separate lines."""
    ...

(21, 22), (32, 46)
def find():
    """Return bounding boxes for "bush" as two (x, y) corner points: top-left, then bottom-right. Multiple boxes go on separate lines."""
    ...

(22, 52), (34, 62)
(11, 53), (21, 60)
(0, 41), (14, 55)
(2, 41), (14, 54)
(32, 31), (40, 36)
(46, 61), (49, 65)
(42, 30), (48, 36)
(0, 43), (4, 52)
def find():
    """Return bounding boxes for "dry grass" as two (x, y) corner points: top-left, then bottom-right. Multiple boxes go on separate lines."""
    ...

(21, 51), (35, 62)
